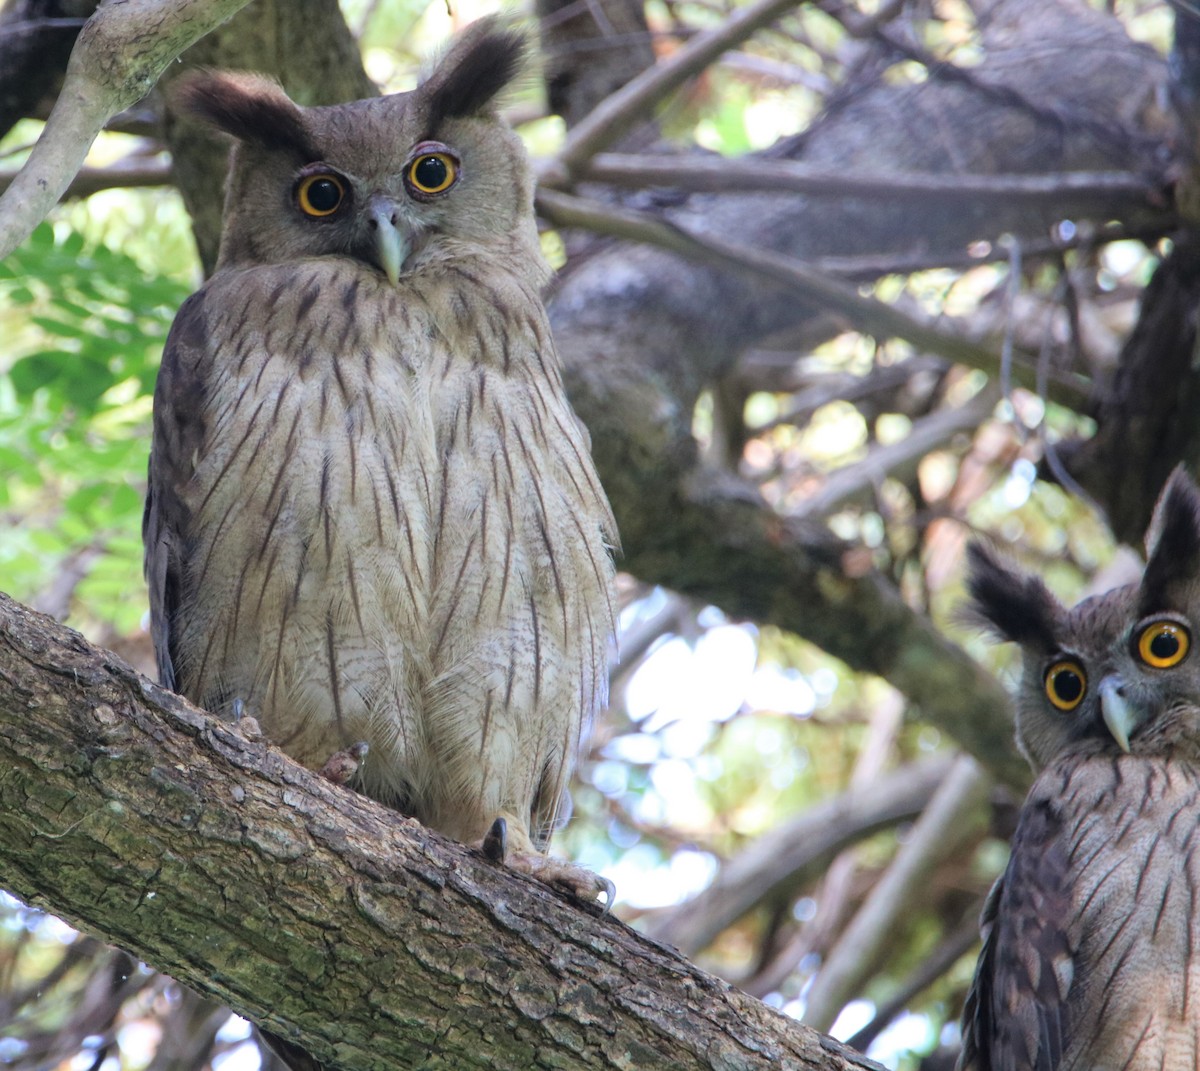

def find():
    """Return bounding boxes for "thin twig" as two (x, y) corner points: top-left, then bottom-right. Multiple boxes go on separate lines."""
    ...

(0, 159), (172, 199)
(645, 755), (957, 956)
(787, 387), (1001, 521)
(998, 234), (1022, 405)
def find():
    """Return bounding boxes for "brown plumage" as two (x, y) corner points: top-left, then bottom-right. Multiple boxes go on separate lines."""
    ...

(144, 20), (617, 899)
(959, 467), (1200, 1071)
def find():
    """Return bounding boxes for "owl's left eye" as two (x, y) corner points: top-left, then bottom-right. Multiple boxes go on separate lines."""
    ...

(406, 151), (459, 196)
(296, 174), (347, 218)
(1136, 620), (1191, 668)
(1045, 660), (1087, 711)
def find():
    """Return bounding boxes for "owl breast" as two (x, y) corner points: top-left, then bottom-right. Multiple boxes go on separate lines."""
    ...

(1015, 752), (1200, 1070)
(172, 258), (615, 842)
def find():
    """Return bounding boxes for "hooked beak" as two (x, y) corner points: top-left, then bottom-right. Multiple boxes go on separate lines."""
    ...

(365, 198), (409, 286)
(1099, 676), (1143, 753)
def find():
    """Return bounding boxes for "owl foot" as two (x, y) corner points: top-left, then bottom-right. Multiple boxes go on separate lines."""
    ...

(318, 741), (369, 786)
(480, 816), (615, 908)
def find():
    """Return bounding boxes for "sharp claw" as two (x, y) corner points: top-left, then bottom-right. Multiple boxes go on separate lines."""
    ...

(232, 697), (245, 720)
(597, 877), (616, 912)
(482, 817), (508, 864)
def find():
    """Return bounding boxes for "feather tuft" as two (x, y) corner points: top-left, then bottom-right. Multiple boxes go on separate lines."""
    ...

(964, 541), (1062, 652)
(421, 18), (527, 125)
(173, 71), (317, 159)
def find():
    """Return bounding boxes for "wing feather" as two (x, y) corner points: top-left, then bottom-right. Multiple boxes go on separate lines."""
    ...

(143, 291), (212, 692)
(960, 793), (1076, 1071)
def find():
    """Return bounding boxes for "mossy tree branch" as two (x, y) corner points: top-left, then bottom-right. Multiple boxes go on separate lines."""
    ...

(0, 592), (884, 1071)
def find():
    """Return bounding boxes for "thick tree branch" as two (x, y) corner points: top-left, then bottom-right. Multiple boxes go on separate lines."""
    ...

(0, 592), (883, 1071)
(0, 0), (254, 260)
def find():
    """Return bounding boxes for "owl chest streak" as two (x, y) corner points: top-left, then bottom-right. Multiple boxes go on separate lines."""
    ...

(179, 290), (601, 816)
(1043, 756), (1200, 1069)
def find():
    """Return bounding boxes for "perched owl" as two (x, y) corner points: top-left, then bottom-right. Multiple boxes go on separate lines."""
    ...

(958, 467), (1200, 1070)
(143, 21), (617, 900)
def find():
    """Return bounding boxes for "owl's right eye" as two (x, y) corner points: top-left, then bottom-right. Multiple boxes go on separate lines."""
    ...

(406, 151), (459, 196)
(1044, 660), (1086, 711)
(1136, 620), (1190, 668)
(296, 174), (346, 217)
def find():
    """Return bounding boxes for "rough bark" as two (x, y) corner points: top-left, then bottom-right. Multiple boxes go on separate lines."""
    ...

(0, 592), (884, 1071)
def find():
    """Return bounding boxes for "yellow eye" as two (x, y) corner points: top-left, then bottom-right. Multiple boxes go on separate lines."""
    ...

(296, 174), (346, 217)
(1044, 661), (1086, 711)
(1137, 620), (1190, 668)
(407, 152), (458, 195)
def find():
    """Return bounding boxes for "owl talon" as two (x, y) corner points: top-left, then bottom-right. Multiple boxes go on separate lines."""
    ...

(473, 816), (612, 905)
(319, 741), (368, 785)
(481, 816), (508, 863)
(505, 850), (615, 909)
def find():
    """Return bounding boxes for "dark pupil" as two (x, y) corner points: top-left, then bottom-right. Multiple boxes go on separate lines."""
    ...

(1151, 631), (1179, 659)
(415, 156), (447, 189)
(1053, 670), (1083, 703)
(307, 179), (340, 212)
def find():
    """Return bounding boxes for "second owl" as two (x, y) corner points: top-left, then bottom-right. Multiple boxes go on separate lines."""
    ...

(959, 467), (1200, 1069)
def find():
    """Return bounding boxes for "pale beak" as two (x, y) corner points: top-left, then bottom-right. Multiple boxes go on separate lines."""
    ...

(1099, 676), (1141, 753)
(366, 199), (408, 286)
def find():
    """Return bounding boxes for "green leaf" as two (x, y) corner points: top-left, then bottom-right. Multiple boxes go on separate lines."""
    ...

(9, 352), (67, 395)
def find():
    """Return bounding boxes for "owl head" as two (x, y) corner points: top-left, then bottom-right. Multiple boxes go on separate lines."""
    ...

(967, 467), (1200, 770)
(174, 19), (544, 285)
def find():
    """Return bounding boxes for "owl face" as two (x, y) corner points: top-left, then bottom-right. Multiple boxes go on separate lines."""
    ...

(968, 467), (1200, 770)
(175, 22), (542, 285)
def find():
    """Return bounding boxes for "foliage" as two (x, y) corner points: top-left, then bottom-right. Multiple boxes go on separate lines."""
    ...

(0, 220), (190, 636)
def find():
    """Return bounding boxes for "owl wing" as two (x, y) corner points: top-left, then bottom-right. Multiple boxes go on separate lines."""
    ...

(143, 290), (213, 692)
(959, 794), (1076, 1071)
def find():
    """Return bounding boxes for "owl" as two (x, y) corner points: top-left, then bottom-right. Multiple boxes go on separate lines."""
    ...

(143, 20), (617, 901)
(958, 467), (1200, 1070)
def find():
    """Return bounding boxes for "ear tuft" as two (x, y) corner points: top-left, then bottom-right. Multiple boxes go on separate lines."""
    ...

(421, 18), (527, 125)
(964, 541), (1062, 652)
(172, 70), (316, 159)
(1140, 465), (1200, 611)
